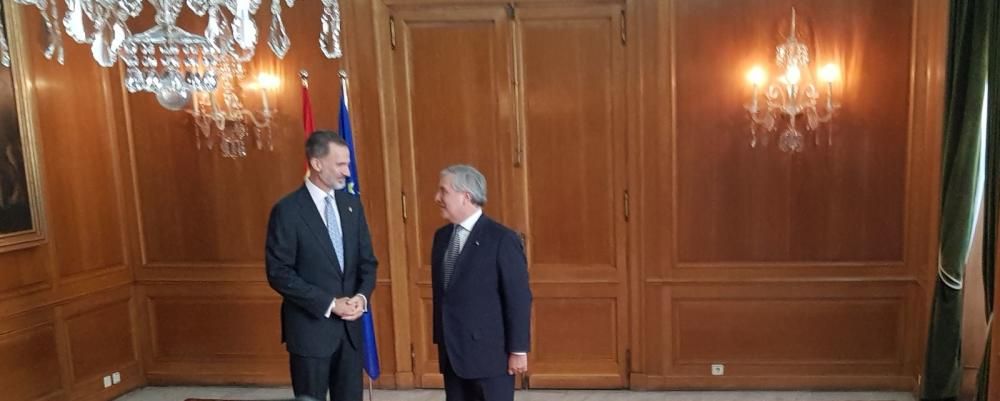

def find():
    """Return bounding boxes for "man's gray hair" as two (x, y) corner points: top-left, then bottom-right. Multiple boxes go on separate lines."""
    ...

(442, 165), (487, 206)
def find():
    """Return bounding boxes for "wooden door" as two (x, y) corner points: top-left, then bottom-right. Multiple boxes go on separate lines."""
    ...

(513, 2), (629, 389)
(388, 5), (518, 388)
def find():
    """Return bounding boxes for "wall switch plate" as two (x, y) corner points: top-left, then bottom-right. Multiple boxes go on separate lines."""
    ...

(102, 375), (112, 388)
(112, 372), (121, 384)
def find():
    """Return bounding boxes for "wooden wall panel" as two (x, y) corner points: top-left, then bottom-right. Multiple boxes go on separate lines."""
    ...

(532, 294), (617, 365)
(60, 287), (142, 400)
(414, 289), (438, 387)
(634, 0), (674, 282)
(148, 292), (285, 361)
(65, 299), (136, 383)
(0, 310), (64, 401)
(369, 281), (398, 380)
(139, 283), (283, 384)
(519, 5), (622, 271)
(672, 286), (903, 366)
(141, 283), (285, 383)
(673, 0), (912, 264)
(38, 55), (128, 280)
(0, 3), (143, 401)
(0, 246), (48, 296)
(636, 282), (914, 390)
(140, 281), (399, 386)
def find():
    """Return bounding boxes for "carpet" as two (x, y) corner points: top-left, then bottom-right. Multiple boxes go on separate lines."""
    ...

(184, 399), (298, 401)
(185, 398), (313, 401)
(185, 396), (317, 401)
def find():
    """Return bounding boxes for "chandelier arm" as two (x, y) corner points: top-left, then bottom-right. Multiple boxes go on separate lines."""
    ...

(241, 108), (274, 128)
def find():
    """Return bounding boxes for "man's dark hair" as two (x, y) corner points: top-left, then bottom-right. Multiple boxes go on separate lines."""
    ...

(305, 130), (347, 160)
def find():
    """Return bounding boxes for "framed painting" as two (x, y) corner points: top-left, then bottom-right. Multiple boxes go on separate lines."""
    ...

(0, 2), (45, 252)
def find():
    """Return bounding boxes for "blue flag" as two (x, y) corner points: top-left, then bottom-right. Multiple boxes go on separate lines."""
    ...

(360, 309), (381, 380)
(339, 91), (380, 380)
(339, 93), (361, 196)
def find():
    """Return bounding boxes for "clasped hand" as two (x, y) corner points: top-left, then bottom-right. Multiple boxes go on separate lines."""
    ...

(333, 295), (365, 321)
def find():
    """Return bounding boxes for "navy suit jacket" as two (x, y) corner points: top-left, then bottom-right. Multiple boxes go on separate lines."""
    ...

(432, 214), (532, 379)
(265, 185), (378, 357)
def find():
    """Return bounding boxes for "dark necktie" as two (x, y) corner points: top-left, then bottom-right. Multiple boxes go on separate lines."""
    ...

(442, 225), (466, 289)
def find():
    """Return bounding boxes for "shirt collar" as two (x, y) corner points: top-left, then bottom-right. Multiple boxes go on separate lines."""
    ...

(457, 208), (483, 232)
(305, 178), (336, 204)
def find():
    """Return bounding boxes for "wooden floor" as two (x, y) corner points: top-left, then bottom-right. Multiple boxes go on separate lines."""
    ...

(113, 386), (915, 401)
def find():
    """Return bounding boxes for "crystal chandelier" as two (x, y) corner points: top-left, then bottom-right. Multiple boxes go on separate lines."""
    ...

(189, 62), (278, 158)
(0, 0), (345, 108)
(745, 9), (840, 153)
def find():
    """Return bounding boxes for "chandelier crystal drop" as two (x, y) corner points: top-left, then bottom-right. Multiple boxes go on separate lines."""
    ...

(0, 0), (345, 106)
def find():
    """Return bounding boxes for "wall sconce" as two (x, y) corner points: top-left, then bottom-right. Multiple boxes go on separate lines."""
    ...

(746, 9), (839, 153)
(188, 58), (278, 158)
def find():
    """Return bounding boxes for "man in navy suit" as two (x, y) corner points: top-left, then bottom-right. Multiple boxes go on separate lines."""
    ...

(265, 131), (378, 401)
(431, 164), (532, 401)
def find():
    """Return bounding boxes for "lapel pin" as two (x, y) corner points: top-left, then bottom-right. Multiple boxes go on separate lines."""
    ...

(348, 206), (353, 213)
(475, 241), (480, 246)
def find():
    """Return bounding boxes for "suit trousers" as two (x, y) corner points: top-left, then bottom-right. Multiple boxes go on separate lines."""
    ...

(440, 344), (515, 401)
(289, 336), (362, 401)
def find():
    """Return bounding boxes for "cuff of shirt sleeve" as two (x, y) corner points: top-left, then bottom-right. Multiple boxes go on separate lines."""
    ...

(356, 294), (368, 312)
(324, 298), (336, 318)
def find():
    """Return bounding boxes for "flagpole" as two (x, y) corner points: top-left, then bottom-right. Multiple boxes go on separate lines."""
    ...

(367, 374), (374, 401)
(300, 69), (313, 176)
(339, 69), (349, 110)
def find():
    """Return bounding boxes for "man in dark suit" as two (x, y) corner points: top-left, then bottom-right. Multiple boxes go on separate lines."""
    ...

(431, 164), (532, 401)
(266, 131), (378, 401)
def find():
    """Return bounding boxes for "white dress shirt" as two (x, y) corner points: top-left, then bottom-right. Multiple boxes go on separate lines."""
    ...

(305, 179), (367, 317)
(454, 208), (482, 252)
(305, 178), (341, 229)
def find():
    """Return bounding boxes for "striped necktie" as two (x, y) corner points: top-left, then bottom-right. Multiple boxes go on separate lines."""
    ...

(324, 196), (344, 271)
(441, 225), (466, 289)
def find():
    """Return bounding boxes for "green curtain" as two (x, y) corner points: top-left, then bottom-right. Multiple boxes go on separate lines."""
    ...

(974, 1), (999, 400)
(923, 0), (991, 399)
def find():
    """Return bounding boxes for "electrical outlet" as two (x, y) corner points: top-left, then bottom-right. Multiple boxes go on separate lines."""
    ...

(112, 372), (121, 384)
(102, 375), (112, 388)
(711, 363), (725, 376)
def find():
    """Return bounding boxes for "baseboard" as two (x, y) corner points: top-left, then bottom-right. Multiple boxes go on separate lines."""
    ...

(628, 373), (916, 390)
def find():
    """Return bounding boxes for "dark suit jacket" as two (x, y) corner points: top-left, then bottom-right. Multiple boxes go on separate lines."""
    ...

(265, 185), (378, 357)
(432, 214), (532, 379)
